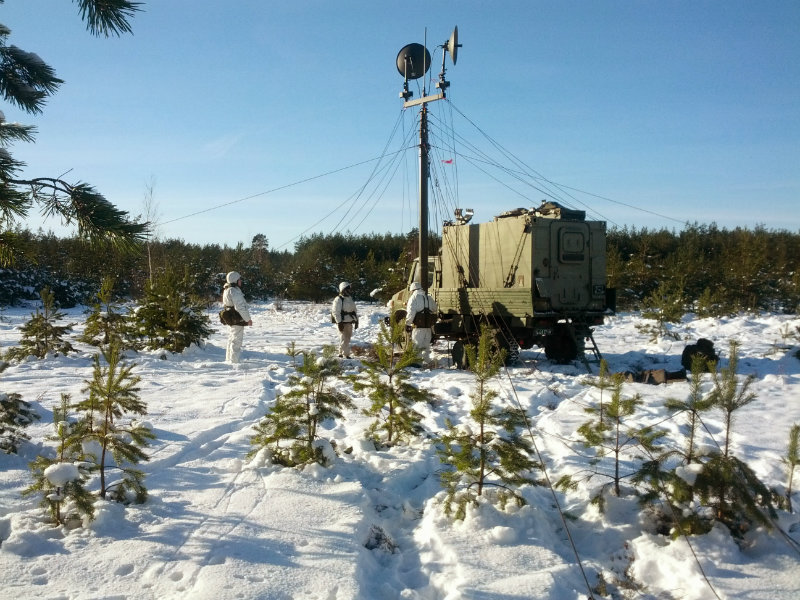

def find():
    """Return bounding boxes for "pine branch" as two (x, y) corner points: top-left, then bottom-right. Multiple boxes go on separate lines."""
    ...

(75, 0), (142, 38)
(0, 43), (63, 114)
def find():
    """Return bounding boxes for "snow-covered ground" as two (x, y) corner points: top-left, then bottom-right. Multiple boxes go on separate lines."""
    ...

(1, 301), (799, 599)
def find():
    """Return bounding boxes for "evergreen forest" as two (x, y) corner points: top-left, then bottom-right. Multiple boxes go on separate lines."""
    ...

(2, 223), (799, 316)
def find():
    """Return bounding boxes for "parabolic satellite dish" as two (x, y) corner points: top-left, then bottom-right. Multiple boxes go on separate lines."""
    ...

(446, 26), (458, 65)
(396, 43), (431, 80)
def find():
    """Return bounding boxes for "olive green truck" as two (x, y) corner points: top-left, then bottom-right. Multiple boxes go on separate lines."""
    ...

(388, 201), (615, 365)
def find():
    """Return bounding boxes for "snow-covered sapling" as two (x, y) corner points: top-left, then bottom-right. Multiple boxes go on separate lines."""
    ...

(75, 343), (154, 502)
(560, 370), (664, 507)
(351, 320), (431, 447)
(24, 394), (95, 526)
(249, 346), (354, 467)
(693, 341), (775, 534)
(81, 275), (134, 350)
(631, 353), (717, 531)
(5, 286), (75, 360)
(665, 353), (717, 465)
(128, 267), (212, 353)
(437, 328), (540, 520)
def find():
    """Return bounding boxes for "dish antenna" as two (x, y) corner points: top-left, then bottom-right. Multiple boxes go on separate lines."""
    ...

(396, 43), (431, 80)
(446, 25), (459, 66)
(437, 26), (460, 93)
(395, 27), (461, 293)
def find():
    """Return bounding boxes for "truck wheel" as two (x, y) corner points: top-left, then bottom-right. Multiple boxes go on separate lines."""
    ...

(544, 324), (578, 363)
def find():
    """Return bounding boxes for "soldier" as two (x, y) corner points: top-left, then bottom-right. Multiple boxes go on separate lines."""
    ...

(222, 271), (252, 364)
(405, 281), (438, 365)
(331, 281), (358, 358)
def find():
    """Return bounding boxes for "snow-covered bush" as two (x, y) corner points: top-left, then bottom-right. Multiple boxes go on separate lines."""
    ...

(25, 394), (95, 526)
(0, 359), (40, 453)
(4, 286), (75, 361)
(249, 346), (353, 467)
(350, 320), (431, 446)
(128, 267), (212, 353)
(437, 328), (541, 520)
(80, 276), (137, 351)
(74, 343), (154, 503)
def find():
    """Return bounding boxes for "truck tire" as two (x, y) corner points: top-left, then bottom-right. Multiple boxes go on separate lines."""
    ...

(544, 324), (578, 363)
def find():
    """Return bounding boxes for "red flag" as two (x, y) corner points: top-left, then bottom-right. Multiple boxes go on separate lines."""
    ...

(442, 159), (453, 164)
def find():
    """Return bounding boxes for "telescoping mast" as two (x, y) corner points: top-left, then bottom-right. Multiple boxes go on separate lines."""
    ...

(395, 27), (460, 293)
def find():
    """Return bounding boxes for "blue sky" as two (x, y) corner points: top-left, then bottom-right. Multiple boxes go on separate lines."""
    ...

(2, 1), (798, 250)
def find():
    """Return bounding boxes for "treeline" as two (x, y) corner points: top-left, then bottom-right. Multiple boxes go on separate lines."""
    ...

(1, 229), (421, 307)
(2, 224), (799, 314)
(609, 223), (800, 315)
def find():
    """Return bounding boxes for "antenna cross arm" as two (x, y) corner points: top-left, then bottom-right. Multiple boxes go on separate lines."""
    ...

(403, 92), (445, 109)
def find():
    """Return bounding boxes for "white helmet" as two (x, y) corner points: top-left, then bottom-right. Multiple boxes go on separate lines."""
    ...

(339, 281), (351, 293)
(409, 281), (422, 292)
(226, 271), (241, 284)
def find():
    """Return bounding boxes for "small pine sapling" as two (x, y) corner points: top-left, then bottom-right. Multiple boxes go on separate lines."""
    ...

(693, 341), (775, 535)
(128, 267), (212, 353)
(351, 320), (431, 446)
(24, 394), (95, 526)
(5, 286), (75, 360)
(636, 278), (685, 341)
(249, 346), (354, 467)
(783, 424), (800, 513)
(665, 353), (717, 465)
(81, 276), (134, 350)
(630, 353), (719, 535)
(564, 370), (664, 508)
(76, 343), (154, 502)
(437, 328), (540, 520)
(694, 286), (727, 319)
(0, 363), (40, 453)
(581, 359), (614, 426)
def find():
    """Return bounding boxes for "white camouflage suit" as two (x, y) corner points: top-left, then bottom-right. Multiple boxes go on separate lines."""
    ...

(405, 282), (437, 363)
(222, 271), (251, 364)
(331, 282), (358, 358)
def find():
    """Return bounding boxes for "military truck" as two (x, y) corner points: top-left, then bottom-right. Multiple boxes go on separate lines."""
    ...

(387, 201), (614, 365)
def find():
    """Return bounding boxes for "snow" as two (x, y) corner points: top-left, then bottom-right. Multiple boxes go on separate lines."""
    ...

(0, 301), (799, 599)
(42, 463), (80, 487)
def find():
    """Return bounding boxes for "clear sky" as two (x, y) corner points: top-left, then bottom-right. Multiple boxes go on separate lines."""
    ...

(2, 1), (798, 250)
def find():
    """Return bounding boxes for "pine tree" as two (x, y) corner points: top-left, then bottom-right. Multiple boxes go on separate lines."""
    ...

(437, 328), (540, 520)
(75, 343), (154, 502)
(80, 276), (134, 350)
(128, 267), (212, 353)
(24, 394), (95, 526)
(0, 363), (39, 453)
(636, 278), (685, 341)
(665, 354), (717, 464)
(5, 286), (75, 360)
(249, 346), (354, 467)
(582, 359), (615, 426)
(695, 286), (728, 319)
(562, 371), (664, 507)
(692, 341), (775, 535)
(0, 1), (146, 265)
(351, 320), (431, 446)
(783, 424), (800, 513)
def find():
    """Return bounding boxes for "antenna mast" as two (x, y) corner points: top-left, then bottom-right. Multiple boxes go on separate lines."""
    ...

(396, 26), (460, 293)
